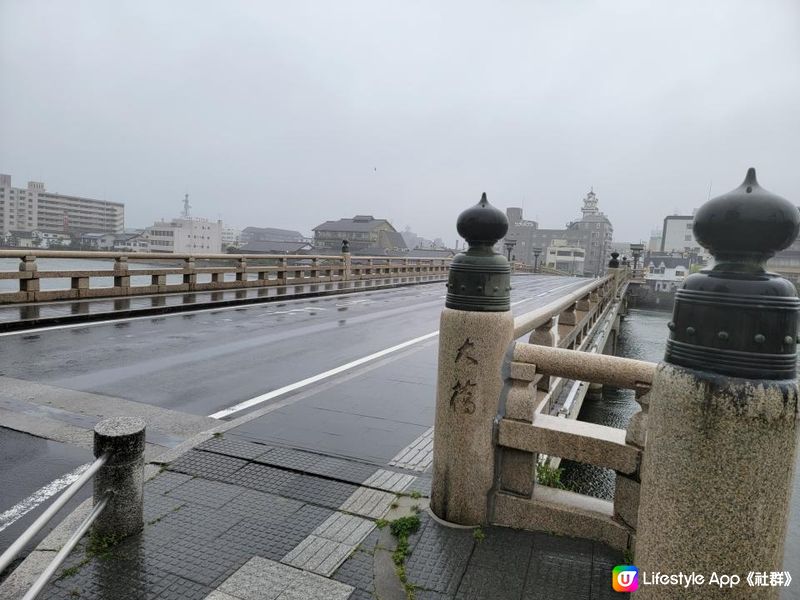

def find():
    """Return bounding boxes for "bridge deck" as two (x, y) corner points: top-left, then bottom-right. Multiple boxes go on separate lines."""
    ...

(0, 275), (626, 599)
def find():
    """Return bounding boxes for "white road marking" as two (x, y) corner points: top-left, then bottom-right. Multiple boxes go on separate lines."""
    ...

(208, 331), (440, 419)
(209, 278), (594, 419)
(0, 463), (90, 533)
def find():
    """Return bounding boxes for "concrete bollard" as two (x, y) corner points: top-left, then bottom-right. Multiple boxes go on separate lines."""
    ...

(431, 193), (514, 525)
(92, 417), (146, 540)
(635, 169), (799, 599)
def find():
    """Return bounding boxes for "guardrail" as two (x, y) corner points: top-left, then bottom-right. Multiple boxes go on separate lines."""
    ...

(0, 250), (451, 304)
(0, 418), (146, 599)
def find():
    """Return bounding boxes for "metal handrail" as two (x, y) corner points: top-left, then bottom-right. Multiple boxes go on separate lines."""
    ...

(0, 454), (107, 575)
(21, 494), (110, 600)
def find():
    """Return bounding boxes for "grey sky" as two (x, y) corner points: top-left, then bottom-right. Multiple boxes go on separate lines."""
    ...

(1, 0), (798, 244)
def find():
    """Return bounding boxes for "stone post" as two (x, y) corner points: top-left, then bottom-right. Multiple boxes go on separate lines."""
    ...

(92, 417), (146, 539)
(113, 256), (130, 290)
(430, 193), (514, 525)
(19, 255), (39, 295)
(235, 257), (247, 282)
(635, 169), (799, 600)
(341, 240), (351, 281)
(183, 257), (196, 286)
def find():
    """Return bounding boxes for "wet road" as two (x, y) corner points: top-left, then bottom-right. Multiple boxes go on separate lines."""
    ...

(0, 275), (591, 560)
(0, 275), (585, 417)
(0, 430), (92, 577)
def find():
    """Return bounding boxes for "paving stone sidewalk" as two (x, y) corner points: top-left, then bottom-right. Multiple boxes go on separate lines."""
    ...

(34, 435), (625, 600)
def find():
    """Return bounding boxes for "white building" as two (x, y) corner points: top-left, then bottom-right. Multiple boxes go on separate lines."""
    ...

(660, 215), (699, 254)
(144, 217), (222, 254)
(544, 245), (585, 274)
(222, 226), (242, 251)
(0, 174), (124, 235)
(644, 256), (690, 292)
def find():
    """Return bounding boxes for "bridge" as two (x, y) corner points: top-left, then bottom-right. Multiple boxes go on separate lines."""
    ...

(0, 172), (798, 599)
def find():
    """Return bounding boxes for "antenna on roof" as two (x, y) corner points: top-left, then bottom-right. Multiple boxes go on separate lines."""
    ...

(182, 193), (191, 218)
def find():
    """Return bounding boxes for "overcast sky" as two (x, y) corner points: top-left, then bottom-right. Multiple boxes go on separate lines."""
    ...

(1, 1), (798, 243)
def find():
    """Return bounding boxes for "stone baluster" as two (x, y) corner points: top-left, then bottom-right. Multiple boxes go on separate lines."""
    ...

(635, 169), (799, 599)
(19, 255), (39, 298)
(236, 257), (247, 282)
(431, 193), (514, 525)
(113, 256), (130, 291)
(278, 258), (287, 284)
(183, 257), (196, 286)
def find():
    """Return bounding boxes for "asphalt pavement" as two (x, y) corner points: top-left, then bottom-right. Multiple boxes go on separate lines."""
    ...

(0, 274), (592, 561)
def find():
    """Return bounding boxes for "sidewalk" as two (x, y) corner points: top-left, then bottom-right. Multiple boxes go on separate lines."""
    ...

(26, 431), (624, 600)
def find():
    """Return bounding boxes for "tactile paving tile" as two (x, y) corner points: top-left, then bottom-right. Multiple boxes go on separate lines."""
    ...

(253, 446), (319, 471)
(524, 553), (592, 600)
(282, 474), (359, 509)
(312, 512), (375, 545)
(223, 488), (304, 523)
(254, 446), (378, 485)
(228, 462), (301, 495)
(197, 436), (274, 460)
(144, 493), (185, 524)
(468, 526), (534, 569)
(403, 475), (432, 497)
(339, 487), (395, 519)
(168, 451), (249, 482)
(331, 546), (375, 593)
(389, 427), (434, 472)
(144, 471), (193, 495)
(362, 468), (416, 492)
(166, 477), (244, 509)
(48, 556), (212, 600)
(153, 533), (253, 587)
(306, 456), (378, 484)
(215, 503), (335, 562)
(455, 565), (526, 599)
(281, 535), (354, 576)
(152, 502), (243, 541)
(403, 517), (475, 595)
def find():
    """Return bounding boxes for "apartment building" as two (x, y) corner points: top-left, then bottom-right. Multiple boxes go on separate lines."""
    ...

(0, 174), (124, 235)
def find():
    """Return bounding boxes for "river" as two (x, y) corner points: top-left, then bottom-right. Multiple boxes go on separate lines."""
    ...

(562, 308), (799, 590)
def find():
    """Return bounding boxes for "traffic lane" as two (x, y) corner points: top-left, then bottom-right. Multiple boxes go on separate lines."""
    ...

(43, 276), (586, 416)
(0, 428), (92, 561)
(0, 276), (589, 418)
(0, 282), (448, 383)
(230, 341), (439, 464)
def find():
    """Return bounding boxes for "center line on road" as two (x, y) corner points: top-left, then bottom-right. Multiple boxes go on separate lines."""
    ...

(209, 279), (594, 420)
(208, 330), (440, 419)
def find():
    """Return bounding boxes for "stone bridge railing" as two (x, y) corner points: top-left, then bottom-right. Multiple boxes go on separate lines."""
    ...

(493, 343), (653, 550)
(431, 177), (799, 599)
(0, 250), (450, 304)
